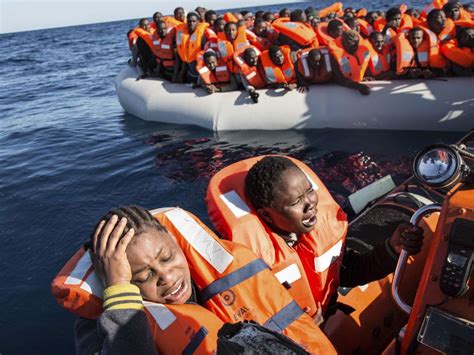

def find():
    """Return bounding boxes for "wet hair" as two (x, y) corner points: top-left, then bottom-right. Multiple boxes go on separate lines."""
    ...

(290, 9), (305, 22)
(245, 156), (298, 210)
(204, 10), (217, 22)
(89, 205), (166, 247)
(187, 12), (200, 21)
(328, 19), (343, 33)
(386, 7), (402, 21)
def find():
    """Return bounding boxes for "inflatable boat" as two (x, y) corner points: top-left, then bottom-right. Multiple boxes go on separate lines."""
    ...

(116, 66), (473, 132)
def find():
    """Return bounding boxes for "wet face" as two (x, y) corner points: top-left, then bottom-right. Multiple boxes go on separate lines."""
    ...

(205, 55), (218, 71)
(128, 228), (192, 304)
(408, 30), (424, 49)
(140, 20), (151, 32)
(428, 11), (446, 34)
(225, 24), (238, 41)
(259, 167), (318, 235)
(187, 15), (199, 33)
(157, 23), (167, 39)
(311, 16), (321, 30)
(254, 21), (268, 36)
(244, 49), (258, 66)
(370, 33), (385, 52)
(271, 49), (285, 65)
(175, 8), (185, 22)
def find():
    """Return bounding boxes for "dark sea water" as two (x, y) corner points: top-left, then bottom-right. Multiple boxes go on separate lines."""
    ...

(0, 1), (465, 353)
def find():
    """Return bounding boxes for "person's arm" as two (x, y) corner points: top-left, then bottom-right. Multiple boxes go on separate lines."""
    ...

(218, 73), (238, 92)
(296, 67), (311, 92)
(75, 284), (157, 355)
(330, 55), (371, 95)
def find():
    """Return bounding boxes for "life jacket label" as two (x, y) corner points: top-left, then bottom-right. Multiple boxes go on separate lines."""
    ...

(220, 190), (251, 218)
(215, 66), (227, 72)
(165, 209), (234, 274)
(153, 40), (160, 45)
(314, 239), (343, 272)
(246, 71), (257, 80)
(274, 263), (302, 285)
(144, 301), (177, 331)
(417, 51), (428, 63)
(161, 44), (171, 49)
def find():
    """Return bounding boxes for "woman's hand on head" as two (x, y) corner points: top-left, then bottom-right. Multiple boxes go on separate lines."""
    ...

(92, 215), (135, 287)
(389, 222), (424, 255)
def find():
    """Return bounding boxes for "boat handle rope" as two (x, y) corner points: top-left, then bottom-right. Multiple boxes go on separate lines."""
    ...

(391, 204), (443, 314)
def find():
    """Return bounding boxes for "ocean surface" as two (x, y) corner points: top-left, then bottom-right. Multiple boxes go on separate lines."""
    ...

(0, 1), (465, 353)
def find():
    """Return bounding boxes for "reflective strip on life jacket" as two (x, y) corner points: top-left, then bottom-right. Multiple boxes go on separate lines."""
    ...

(263, 301), (304, 333)
(260, 45), (295, 84)
(272, 19), (317, 47)
(329, 38), (371, 81)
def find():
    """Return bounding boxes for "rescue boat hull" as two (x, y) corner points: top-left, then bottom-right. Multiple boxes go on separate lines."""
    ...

(115, 66), (473, 132)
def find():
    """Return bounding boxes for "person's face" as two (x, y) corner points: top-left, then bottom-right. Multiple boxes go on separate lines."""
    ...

(408, 30), (424, 49)
(342, 34), (359, 53)
(153, 12), (163, 22)
(258, 167), (319, 235)
(225, 24), (238, 41)
(245, 50), (258, 66)
(214, 19), (225, 33)
(446, 7), (460, 20)
(175, 8), (185, 22)
(429, 12), (446, 34)
(128, 229), (192, 304)
(367, 12), (378, 25)
(264, 14), (275, 22)
(254, 21), (268, 36)
(389, 14), (402, 28)
(187, 16), (199, 33)
(308, 52), (322, 69)
(370, 33), (385, 52)
(311, 17), (321, 29)
(157, 23), (167, 38)
(205, 55), (218, 71)
(300, 12), (308, 23)
(271, 49), (285, 65)
(206, 14), (217, 25)
(460, 29), (474, 48)
(141, 20), (151, 32)
(329, 24), (344, 39)
(408, 9), (420, 19)
(281, 9), (290, 18)
(350, 19), (360, 33)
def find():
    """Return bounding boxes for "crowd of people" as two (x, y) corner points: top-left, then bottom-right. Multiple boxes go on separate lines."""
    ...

(127, 1), (473, 100)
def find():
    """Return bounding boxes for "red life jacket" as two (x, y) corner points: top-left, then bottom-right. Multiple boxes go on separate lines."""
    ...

(441, 39), (474, 68)
(52, 208), (337, 354)
(296, 47), (334, 84)
(206, 156), (348, 315)
(329, 37), (372, 82)
(196, 51), (231, 87)
(260, 45), (296, 84)
(233, 45), (266, 89)
(358, 19), (374, 38)
(368, 43), (392, 76)
(151, 27), (176, 68)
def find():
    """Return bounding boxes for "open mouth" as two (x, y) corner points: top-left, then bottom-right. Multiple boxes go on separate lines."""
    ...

(302, 214), (317, 228)
(163, 279), (188, 304)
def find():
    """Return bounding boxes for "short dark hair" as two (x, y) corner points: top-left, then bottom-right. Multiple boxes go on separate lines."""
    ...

(369, 31), (384, 41)
(290, 9), (305, 22)
(254, 18), (265, 27)
(279, 8), (289, 17)
(187, 12), (199, 21)
(328, 19), (343, 32)
(205, 10), (217, 22)
(203, 50), (218, 60)
(174, 7), (184, 15)
(139, 18), (148, 27)
(427, 9), (444, 22)
(224, 22), (238, 32)
(263, 12), (274, 21)
(269, 45), (282, 58)
(255, 10), (265, 18)
(89, 205), (166, 247)
(409, 27), (424, 35)
(386, 7), (401, 21)
(245, 156), (298, 210)
(243, 47), (257, 61)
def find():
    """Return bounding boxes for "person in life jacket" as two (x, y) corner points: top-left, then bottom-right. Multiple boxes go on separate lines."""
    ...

(379, 7), (412, 44)
(175, 12), (211, 83)
(212, 22), (252, 66)
(263, 11), (276, 23)
(196, 50), (237, 94)
(213, 17), (226, 36)
(206, 156), (424, 321)
(133, 18), (159, 78)
(147, 20), (177, 81)
(204, 9), (218, 27)
(443, 2), (473, 24)
(345, 16), (363, 36)
(441, 27), (474, 75)
(279, 8), (291, 19)
(163, 7), (186, 28)
(329, 30), (372, 95)
(55, 205), (336, 354)
(273, 9), (319, 50)
(367, 31), (396, 79)
(251, 18), (280, 51)
(260, 45), (297, 90)
(310, 15), (321, 32)
(234, 46), (266, 103)
(317, 19), (345, 46)
(149, 11), (163, 33)
(394, 27), (438, 79)
(295, 47), (334, 92)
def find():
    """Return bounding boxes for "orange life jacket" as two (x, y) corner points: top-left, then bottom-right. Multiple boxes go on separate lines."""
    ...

(217, 27), (251, 52)
(151, 27), (176, 68)
(128, 30), (138, 50)
(206, 157), (348, 315)
(52, 208), (337, 354)
(163, 16), (185, 28)
(316, 20), (349, 46)
(196, 51), (232, 86)
(358, 19), (374, 37)
(260, 45), (296, 84)
(368, 43), (392, 76)
(250, 24), (280, 51)
(318, 2), (344, 19)
(296, 47), (334, 84)
(233, 45), (267, 89)
(436, 18), (456, 42)
(356, 8), (367, 18)
(421, 0), (448, 19)
(223, 12), (239, 23)
(394, 28), (442, 73)
(176, 23), (208, 63)
(441, 39), (474, 68)
(272, 19), (318, 47)
(329, 37), (372, 81)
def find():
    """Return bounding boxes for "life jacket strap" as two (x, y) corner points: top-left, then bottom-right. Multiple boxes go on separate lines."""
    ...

(182, 326), (209, 355)
(263, 300), (304, 333)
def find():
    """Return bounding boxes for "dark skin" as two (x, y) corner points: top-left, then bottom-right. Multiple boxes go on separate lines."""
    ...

(405, 30), (434, 79)
(428, 11), (446, 36)
(199, 55), (238, 94)
(242, 49), (260, 102)
(368, 33), (396, 79)
(225, 23), (238, 42)
(175, 15), (201, 83)
(174, 8), (185, 22)
(154, 22), (178, 82)
(296, 49), (330, 92)
(268, 49), (297, 90)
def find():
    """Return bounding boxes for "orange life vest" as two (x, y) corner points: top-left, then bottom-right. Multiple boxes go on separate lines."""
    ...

(151, 27), (176, 68)
(329, 37), (372, 81)
(217, 27), (251, 52)
(196, 51), (232, 86)
(441, 39), (474, 68)
(436, 18), (456, 42)
(176, 23), (208, 63)
(356, 8), (367, 18)
(206, 157), (348, 315)
(296, 47), (334, 83)
(233, 45), (267, 89)
(318, 2), (344, 19)
(273, 19), (318, 47)
(421, 0), (448, 19)
(128, 30), (138, 50)
(394, 28), (441, 73)
(260, 45), (296, 84)
(163, 16), (184, 28)
(52, 208), (337, 354)
(316, 20), (349, 46)
(250, 24), (280, 51)
(223, 12), (239, 23)
(358, 19), (374, 37)
(368, 43), (392, 76)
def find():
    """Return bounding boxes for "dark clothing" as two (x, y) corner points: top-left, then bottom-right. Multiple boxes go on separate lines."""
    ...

(136, 37), (158, 75)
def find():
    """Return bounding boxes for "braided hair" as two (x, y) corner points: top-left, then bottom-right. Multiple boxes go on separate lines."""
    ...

(245, 156), (298, 210)
(89, 205), (166, 247)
